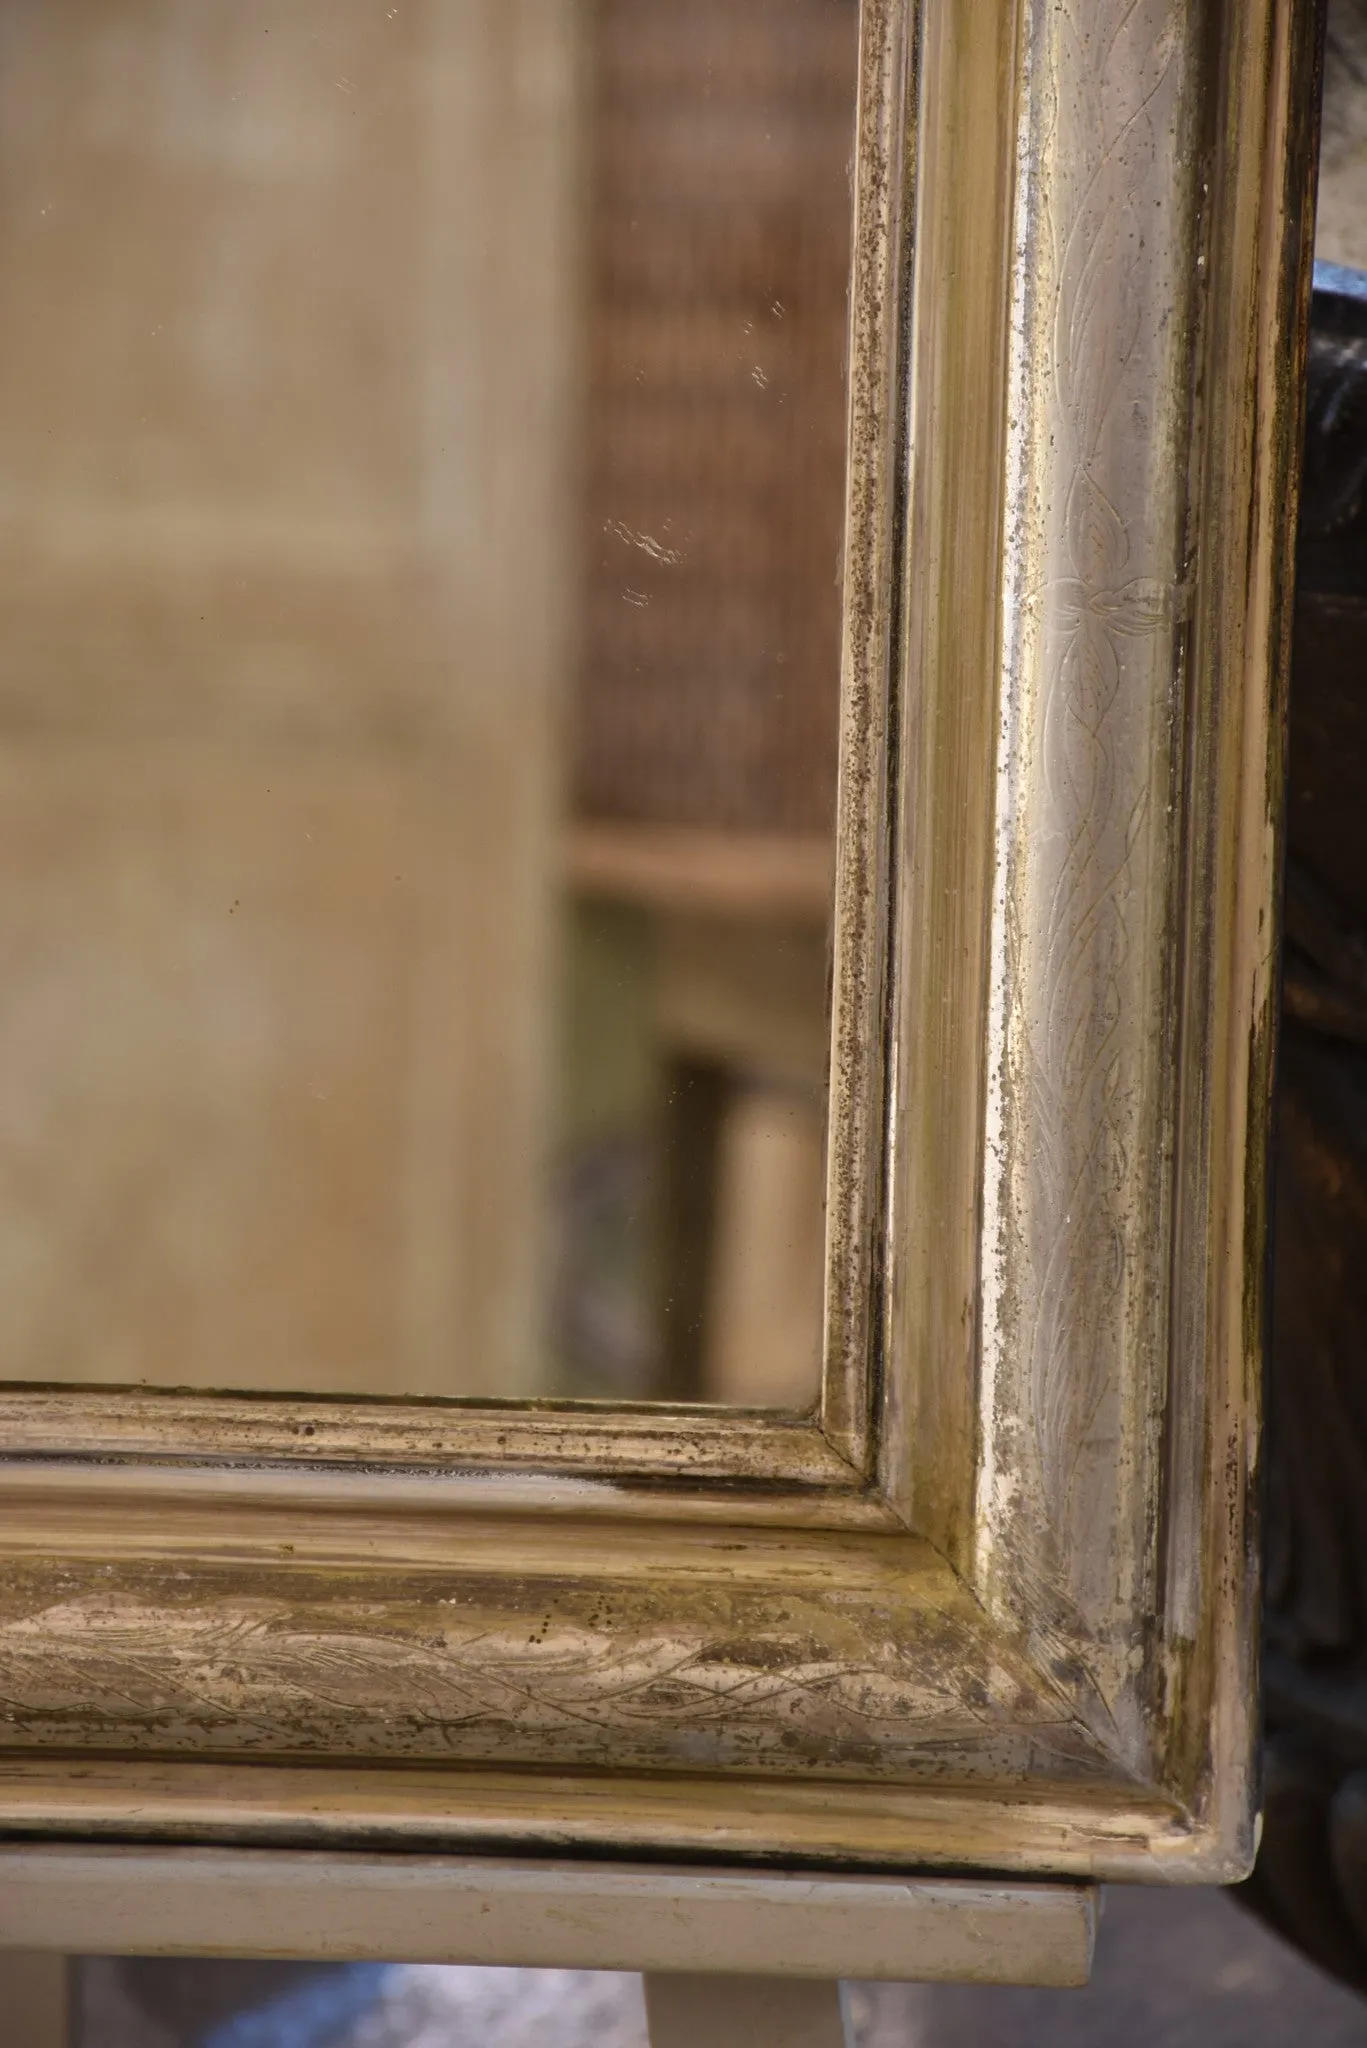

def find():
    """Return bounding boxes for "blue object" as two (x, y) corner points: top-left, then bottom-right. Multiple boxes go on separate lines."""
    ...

(1315, 258), (1367, 305)
(202, 1963), (397, 2048)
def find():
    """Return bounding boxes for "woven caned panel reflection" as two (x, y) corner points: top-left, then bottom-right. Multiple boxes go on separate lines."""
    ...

(576, 0), (857, 835)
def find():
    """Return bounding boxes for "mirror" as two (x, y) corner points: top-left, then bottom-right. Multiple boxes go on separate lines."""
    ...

(0, 0), (1307, 1896)
(0, 0), (857, 1407)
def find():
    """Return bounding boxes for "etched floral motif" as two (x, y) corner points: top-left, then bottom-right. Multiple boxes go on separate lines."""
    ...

(0, 1568), (1106, 1782)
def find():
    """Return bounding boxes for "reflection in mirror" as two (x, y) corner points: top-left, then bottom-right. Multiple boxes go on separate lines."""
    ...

(0, 0), (855, 1406)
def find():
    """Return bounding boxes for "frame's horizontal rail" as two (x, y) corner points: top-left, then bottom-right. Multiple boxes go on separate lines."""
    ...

(0, 1846), (1096, 1982)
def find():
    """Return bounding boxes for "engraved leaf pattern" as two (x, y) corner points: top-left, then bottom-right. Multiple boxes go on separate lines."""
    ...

(0, 1565), (1110, 1782)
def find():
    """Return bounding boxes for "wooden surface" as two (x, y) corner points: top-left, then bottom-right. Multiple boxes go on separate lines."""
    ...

(0, 1951), (67, 2048)
(0, 1848), (1096, 1985)
(565, 826), (832, 922)
(1234, 253), (1367, 1990)
(644, 1973), (851, 2048)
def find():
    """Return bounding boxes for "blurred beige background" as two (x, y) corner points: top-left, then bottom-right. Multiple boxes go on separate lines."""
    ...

(0, 0), (855, 1405)
(1319, 0), (1367, 269)
(0, 0), (579, 1398)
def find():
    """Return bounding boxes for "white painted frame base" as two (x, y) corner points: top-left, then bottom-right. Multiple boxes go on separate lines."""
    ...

(0, 1845), (1096, 1973)
(0, 1850), (1095, 2048)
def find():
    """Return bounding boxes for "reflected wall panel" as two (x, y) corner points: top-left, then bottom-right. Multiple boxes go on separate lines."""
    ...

(0, 0), (578, 1395)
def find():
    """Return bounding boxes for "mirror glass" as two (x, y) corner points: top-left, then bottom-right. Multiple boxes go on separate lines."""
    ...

(0, 0), (855, 1405)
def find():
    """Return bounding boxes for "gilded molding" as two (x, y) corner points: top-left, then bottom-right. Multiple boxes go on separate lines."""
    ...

(980, 0), (1199, 1758)
(0, 0), (1320, 1882)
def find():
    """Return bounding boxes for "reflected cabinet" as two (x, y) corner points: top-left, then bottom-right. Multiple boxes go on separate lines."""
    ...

(0, 0), (1323, 1880)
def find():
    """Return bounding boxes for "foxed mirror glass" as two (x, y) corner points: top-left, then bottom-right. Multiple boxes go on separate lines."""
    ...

(0, 0), (858, 1405)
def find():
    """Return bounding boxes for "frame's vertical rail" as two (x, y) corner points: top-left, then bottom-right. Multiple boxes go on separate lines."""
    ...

(965, 0), (1321, 1830)
(889, 0), (1023, 1555)
(821, 0), (914, 1476)
(979, 0), (1207, 1768)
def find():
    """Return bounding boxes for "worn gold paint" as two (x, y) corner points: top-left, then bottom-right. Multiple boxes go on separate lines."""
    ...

(0, 0), (1318, 1882)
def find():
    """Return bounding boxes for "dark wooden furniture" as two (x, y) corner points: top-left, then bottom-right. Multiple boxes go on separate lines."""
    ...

(1242, 265), (1367, 1988)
